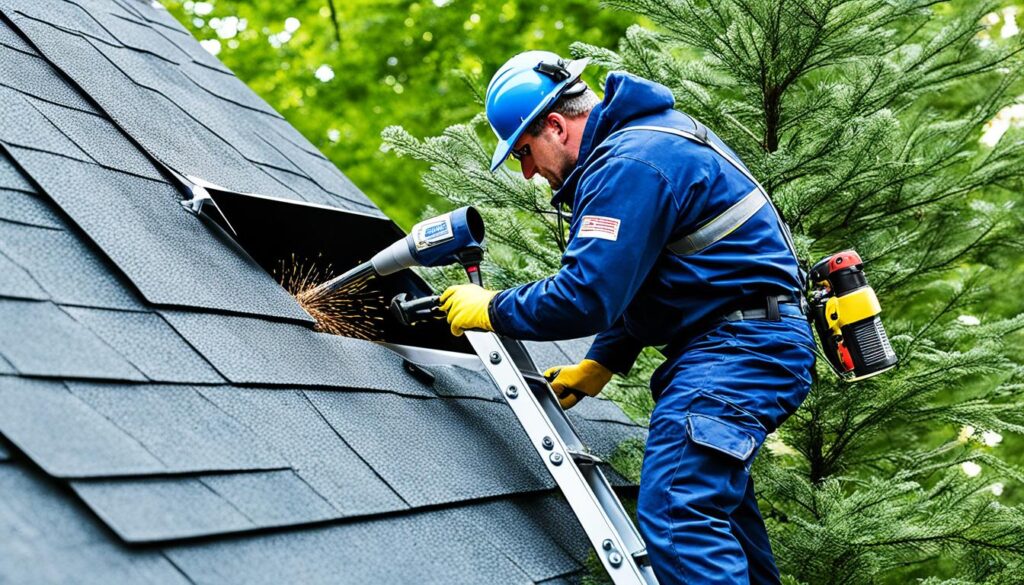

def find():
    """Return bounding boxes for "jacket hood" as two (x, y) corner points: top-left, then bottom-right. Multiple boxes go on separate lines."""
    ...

(552, 72), (676, 207)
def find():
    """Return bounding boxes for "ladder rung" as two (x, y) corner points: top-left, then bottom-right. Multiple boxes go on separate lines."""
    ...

(568, 449), (603, 465)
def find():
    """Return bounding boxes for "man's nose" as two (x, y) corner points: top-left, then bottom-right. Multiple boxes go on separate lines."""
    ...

(520, 157), (537, 180)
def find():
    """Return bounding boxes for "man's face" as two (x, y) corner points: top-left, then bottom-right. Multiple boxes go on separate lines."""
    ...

(512, 117), (578, 190)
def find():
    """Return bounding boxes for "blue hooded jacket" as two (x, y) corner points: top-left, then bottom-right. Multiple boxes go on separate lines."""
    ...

(488, 72), (803, 374)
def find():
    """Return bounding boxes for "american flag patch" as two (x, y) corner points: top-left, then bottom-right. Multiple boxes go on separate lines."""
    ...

(578, 215), (621, 241)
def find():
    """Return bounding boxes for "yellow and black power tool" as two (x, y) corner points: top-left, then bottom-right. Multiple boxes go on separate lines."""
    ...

(808, 250), (898, 381)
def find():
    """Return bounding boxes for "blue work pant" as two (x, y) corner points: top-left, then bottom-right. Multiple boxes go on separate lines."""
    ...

(638, 316), (815, 584)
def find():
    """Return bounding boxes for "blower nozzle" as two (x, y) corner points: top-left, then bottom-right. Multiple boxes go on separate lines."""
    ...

(306, 206), (486, 321)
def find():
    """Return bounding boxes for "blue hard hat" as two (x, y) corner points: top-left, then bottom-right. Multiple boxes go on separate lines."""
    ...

(485, 51), (589, 172)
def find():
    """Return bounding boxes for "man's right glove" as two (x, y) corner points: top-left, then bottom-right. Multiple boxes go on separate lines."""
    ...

(438, 284), (497, 337)
(543, 359), (613, 410)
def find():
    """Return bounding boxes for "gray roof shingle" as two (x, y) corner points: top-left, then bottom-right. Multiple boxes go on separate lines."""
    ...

(162, 506), (538, 585)
(0, 216), (146, 310)
(0, 248), (50, 301)
(0, 377), (167, 477)
(305, 389), (555, 506)
(0, 301), (145, 380)
(160, 309), (436, 393)
(0, 84), (94, 161)
(0, 464), (192, 585)
(196, 385), (409, 516)
(0, 148), (35, 190)
(0, 186), (66, 229)
(0, 355), (15, 376)
(0, 1), (648, 582)
(65, 381), (289, 473)
(0, 45), (99, 113)
(61, 307), (225, 383)
(6, 147), (313, 321)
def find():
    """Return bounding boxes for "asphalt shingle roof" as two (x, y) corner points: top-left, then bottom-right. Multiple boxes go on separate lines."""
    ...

(0, 1), (648, 583)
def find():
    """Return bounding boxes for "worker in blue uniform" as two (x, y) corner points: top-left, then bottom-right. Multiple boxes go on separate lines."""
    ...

(439, 51), (816, 585)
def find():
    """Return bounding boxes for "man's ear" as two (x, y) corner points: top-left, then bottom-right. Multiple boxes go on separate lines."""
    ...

(546, 113), (570, 145)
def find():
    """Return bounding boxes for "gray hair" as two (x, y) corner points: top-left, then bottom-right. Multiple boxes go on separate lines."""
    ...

(525, 85), (601, 136)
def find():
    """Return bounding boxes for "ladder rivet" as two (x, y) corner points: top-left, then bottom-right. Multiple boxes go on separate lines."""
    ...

(602, 540), (613, 551)
(505, 385), (518, 398)
(608, 552), (623, 567)
(542, 436), (554, 450)
(549, 452), (563, 465)
(489, 351), (501, 364)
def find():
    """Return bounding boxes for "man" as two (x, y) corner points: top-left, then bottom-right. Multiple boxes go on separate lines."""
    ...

(440, 51), (815, 585)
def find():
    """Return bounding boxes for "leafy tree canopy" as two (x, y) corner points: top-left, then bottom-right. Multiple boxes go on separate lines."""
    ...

(163, 0), (636, 227)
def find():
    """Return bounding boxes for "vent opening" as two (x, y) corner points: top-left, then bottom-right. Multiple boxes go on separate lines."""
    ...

(186, 184), (472, 354)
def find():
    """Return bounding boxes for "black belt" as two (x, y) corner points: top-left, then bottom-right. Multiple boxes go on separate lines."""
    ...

(719, 294), (805, 323)
(657, 294), (807, 359)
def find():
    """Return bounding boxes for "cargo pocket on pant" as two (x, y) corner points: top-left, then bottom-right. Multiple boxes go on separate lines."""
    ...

(685, 394), (767, 468)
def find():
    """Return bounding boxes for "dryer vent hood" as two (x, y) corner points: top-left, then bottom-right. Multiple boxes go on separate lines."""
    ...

(181, 179), (472, 354)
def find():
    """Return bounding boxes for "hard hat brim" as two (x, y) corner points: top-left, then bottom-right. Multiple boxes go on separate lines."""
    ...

(489, 58), (589, 172)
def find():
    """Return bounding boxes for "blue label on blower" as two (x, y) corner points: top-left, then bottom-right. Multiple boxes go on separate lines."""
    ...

(424, 222), (450, 239)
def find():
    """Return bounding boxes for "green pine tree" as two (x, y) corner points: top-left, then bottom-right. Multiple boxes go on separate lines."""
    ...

(383, 1), (1024, 582)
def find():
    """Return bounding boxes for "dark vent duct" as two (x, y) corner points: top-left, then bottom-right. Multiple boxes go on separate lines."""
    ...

(183, 182), (472, 354)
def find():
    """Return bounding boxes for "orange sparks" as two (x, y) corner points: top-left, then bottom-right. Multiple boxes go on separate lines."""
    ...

(275, 255), (385, 341)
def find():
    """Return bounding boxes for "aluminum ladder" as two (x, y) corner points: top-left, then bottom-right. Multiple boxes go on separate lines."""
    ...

(464, 331), (658, 585)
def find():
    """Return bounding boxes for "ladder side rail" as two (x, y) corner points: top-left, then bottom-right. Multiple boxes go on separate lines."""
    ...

(520, 368), (651, 567)
(520, 371), (588, 451)
(498, 337), (600, 454)
(466, 331), (658, 585)
(582, 465), (651, 567)
(502, 338), (651, 562)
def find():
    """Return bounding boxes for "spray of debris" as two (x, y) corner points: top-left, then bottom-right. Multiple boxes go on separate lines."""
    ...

(275, 254), (385, 340)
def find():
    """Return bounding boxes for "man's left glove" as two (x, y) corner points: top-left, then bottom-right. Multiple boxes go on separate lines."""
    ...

(439, 284), (498, 336)
(544, 359), (613, 409)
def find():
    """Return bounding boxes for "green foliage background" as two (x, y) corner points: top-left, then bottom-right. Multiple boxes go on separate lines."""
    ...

(162, 0), (636, 228)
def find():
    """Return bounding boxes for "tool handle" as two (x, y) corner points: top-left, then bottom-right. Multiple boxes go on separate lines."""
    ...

(389, 293), (442, 326)
(544, 368), (586, 402)
(457, 247), (484, 287)
(464, 264), (483, 287)
(391, 247), (482, 328)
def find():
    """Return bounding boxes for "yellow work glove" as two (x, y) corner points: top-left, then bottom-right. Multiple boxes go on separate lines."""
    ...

(439, 284), (497, 336)
(544, 359), (613, 410)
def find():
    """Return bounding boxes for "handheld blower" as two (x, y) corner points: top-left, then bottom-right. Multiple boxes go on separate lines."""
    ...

(807, 250), (898, 381)
(306, 206), (484, 323)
